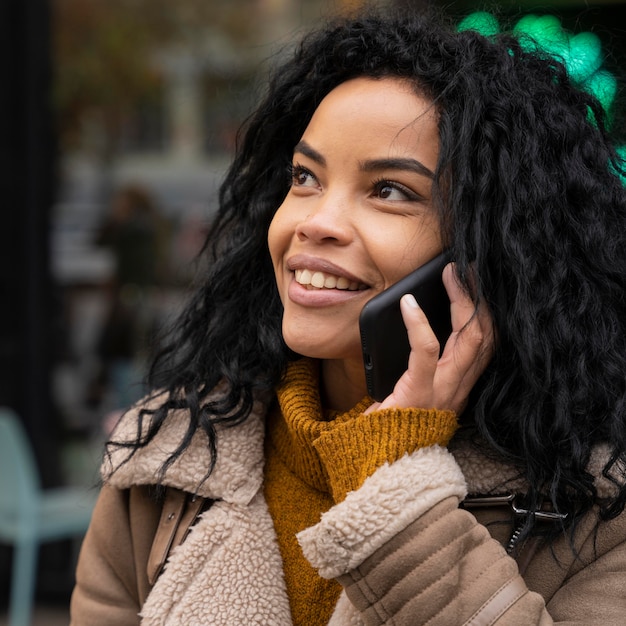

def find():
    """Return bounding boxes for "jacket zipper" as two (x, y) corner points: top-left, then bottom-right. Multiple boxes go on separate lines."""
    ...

(506, 521), (525, 554)
(462, 494), (568, 555)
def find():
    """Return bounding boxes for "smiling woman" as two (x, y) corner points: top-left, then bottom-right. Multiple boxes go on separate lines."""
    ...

(70, 6), (626, 626)
(268, 78), (442, 409)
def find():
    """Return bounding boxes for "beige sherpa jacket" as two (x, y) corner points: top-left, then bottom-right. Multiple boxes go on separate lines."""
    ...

(71, 394), (626, 625)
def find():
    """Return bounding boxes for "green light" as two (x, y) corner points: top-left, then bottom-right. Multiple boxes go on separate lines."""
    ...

(517, 14), (563, 42)
(456, 11), (622, 178)
(566, 32), (602, 83)
(457, 12), (500, 37)
(585, 69), (617, 112)
(514, 15), (567, 56)
(512, 15), (602, 85)
(510, 14), (616, 116)
(512, 14), (539, 31)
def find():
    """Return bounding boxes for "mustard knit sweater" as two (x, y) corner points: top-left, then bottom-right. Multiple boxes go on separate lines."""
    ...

(263, 358), (458, 626)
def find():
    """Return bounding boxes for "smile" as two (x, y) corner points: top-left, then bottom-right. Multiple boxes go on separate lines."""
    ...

(294, 269), (368, 291)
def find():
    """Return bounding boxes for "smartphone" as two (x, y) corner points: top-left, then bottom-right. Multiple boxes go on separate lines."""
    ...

(359, 251), (452, 401)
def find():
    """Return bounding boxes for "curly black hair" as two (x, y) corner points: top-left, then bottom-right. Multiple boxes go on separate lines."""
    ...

(109, 6), (626, 534)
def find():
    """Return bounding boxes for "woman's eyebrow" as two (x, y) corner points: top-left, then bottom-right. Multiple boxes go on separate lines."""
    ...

(360, 157), (434, 178)
(294, 141), (326, 166)
(293, 142), (434, 179)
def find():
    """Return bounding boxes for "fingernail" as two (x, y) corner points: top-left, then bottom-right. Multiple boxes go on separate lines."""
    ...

(402, 293), (419, 308)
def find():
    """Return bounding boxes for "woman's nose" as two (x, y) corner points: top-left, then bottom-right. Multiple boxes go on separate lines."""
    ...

(294, 195), (353, 245)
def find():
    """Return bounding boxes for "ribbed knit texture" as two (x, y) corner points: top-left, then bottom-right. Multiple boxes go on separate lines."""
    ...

(263, 357), (458, 625)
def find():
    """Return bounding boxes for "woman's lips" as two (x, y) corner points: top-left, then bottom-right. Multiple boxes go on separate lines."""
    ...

(285, 254), (371, 306)
(287, 277), (369, 306)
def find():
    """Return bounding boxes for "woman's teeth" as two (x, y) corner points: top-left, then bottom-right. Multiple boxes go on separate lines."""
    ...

(295, 269), (365, 291)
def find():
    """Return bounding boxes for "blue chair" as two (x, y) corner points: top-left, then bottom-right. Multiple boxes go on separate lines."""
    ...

(0, 407), (97, 626)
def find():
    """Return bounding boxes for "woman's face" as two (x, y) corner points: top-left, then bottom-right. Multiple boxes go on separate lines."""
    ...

(268, 76), (442, 364)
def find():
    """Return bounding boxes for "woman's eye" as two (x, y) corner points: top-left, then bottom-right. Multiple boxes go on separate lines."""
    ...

(290, 164), (317, 188)
(374, 180), (417, 201)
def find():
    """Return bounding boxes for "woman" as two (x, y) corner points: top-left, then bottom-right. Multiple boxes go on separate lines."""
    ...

(71, 7), (626, 625)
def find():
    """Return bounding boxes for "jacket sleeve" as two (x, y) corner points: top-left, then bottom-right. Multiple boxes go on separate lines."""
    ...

(70, 484), (159, 626)
(298, 446), (552, 625)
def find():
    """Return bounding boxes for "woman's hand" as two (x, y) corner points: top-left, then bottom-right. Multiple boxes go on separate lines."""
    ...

(365, 263), (494, 415)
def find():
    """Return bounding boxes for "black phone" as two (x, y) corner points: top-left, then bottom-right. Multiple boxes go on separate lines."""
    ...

(359, 251), (452, 401)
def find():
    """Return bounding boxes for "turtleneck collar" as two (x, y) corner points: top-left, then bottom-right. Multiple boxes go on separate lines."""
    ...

(268, 358), (372, 493)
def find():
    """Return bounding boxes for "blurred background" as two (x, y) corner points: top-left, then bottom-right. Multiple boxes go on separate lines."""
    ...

(1, 0), (625, 622)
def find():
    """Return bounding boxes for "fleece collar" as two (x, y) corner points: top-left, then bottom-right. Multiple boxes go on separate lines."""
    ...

(103, 390), (622, 503)
(103, 391), (269, 506)
(450, 433), (623, 500)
